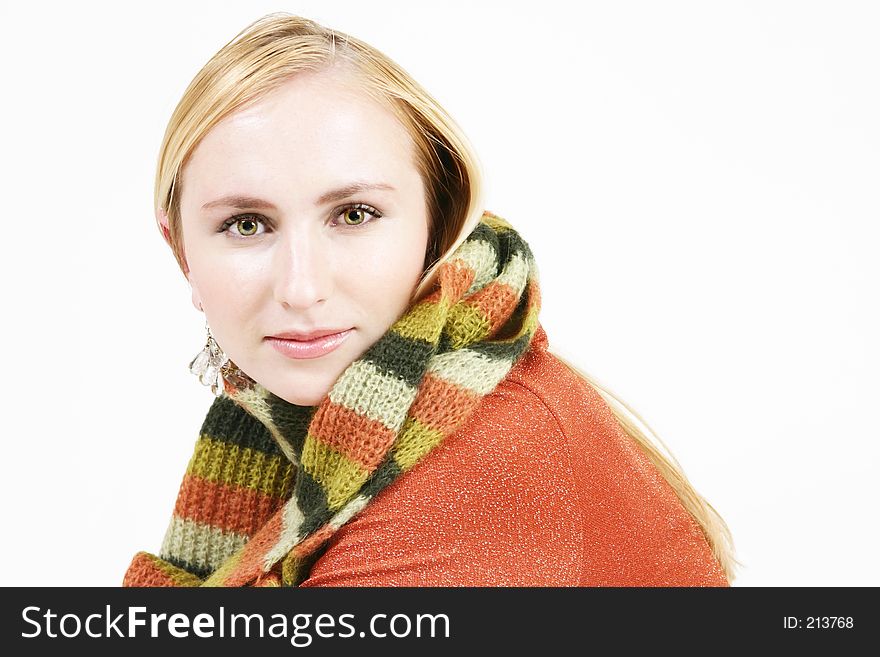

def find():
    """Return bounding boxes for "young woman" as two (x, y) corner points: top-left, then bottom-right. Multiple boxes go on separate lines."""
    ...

(124, 12), (737, 587)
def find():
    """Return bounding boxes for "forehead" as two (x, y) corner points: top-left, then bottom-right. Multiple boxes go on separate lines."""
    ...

(182, 68), (417, 199)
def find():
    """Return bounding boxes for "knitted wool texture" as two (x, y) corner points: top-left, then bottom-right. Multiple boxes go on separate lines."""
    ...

(124, 210), (541, 587)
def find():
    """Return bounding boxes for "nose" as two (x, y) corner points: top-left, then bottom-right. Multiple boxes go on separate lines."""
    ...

(271, 229), (333, 310)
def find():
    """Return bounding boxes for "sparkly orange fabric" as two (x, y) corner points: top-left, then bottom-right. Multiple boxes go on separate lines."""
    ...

(300, 325), (729, 587)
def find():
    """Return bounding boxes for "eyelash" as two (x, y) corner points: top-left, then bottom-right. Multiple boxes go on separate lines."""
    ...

(218, 203), (383, 238)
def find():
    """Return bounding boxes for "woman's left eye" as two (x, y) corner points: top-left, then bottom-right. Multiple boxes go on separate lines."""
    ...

(220, 214), (266, 237)
(336, 203), (382, 227)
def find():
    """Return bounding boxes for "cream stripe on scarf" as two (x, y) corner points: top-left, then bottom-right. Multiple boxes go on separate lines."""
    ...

(160, 517), (249, 573)
(328, 360), (419, 431)
(427, 349), (515, 395)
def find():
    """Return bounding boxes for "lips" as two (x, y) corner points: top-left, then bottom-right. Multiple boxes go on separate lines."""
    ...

(269, 328), (352, 341)
(265, 328), (354, 360)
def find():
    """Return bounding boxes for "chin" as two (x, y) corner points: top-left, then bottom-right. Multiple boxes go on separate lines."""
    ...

(247, 357), (336, 407)
(271, 383), (329, 407)
(290, 396), (323, 407)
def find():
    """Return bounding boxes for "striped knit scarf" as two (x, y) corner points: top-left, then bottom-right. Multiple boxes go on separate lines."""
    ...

(123, 210), (541, 587)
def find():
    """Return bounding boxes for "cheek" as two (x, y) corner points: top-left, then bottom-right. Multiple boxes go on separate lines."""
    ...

(352, 227), (428, 304)
(188, 250), (267, 319)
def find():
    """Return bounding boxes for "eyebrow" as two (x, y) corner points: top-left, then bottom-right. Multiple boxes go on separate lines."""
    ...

(201, 182), (396, 211)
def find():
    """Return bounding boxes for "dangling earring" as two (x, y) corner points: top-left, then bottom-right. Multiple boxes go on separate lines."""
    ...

(189, 321), (228, 396)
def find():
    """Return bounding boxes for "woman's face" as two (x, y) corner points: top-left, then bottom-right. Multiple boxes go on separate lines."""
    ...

(179, 67), (430, 406)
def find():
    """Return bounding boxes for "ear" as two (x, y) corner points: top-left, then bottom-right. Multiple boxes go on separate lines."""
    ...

(157, 205), (192, 276)
(155, 206), (172, 246)
(190, 283), (204, 313)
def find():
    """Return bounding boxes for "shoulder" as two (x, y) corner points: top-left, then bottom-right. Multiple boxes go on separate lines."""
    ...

(502, 326), (615, 436)
(504, 326), (729, 586)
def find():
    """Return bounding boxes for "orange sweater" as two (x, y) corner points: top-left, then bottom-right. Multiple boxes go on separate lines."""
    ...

(297, 325), (729, 587)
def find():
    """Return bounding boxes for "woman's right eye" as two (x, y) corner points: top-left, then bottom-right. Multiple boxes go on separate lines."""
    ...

(219, 214), (267, 238)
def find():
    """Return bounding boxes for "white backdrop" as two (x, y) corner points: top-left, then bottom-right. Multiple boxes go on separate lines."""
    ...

(1, 0), (877, 586)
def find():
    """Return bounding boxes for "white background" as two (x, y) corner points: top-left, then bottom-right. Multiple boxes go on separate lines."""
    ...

(1, 0), (877, 586)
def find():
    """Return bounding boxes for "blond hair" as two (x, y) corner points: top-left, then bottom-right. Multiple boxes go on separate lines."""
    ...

(154, 11), (738, 583)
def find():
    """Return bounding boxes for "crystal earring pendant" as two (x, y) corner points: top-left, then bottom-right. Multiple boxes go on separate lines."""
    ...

(189, 322), (228, 396)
